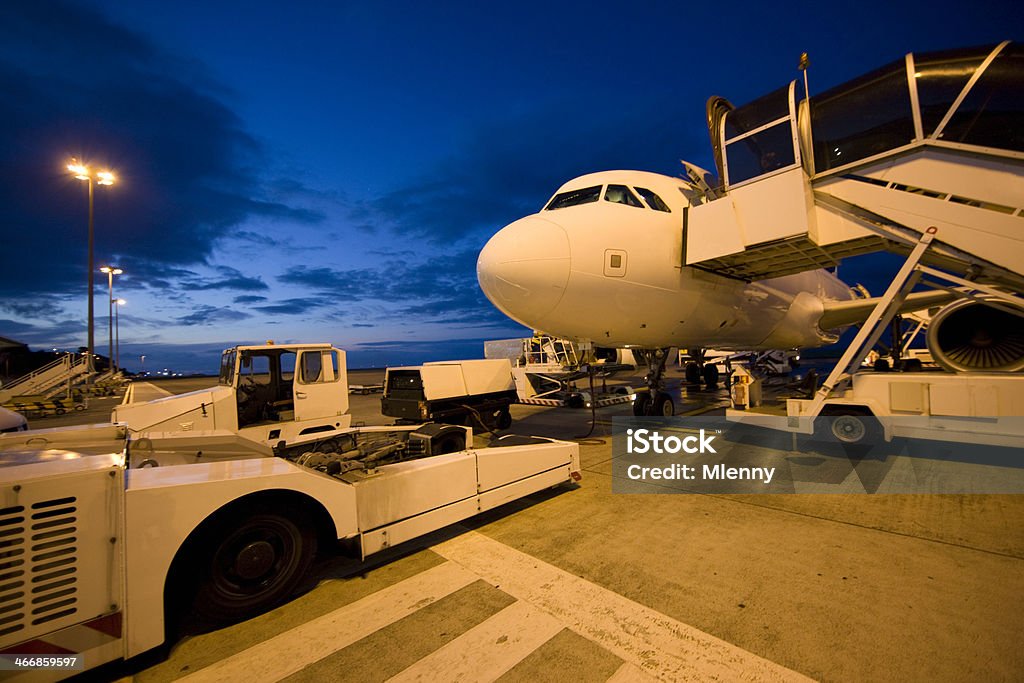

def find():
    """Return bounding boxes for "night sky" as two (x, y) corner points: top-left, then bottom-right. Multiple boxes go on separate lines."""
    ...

(0, 1), (1019, 372)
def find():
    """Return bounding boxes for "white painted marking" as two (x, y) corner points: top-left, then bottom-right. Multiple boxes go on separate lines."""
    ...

(180, 561), (477, 682)
(386, 600), (562, 683)
(432, 531), (813, 682)
(128, 381), (173, 403)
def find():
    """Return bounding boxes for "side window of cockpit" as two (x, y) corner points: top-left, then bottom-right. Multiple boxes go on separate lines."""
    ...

(634, 187), (671, 212)
(604, 185), (643, 208)
(544, 185), (602, 210)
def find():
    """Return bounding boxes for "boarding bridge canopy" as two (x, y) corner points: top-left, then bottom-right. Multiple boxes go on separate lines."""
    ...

(713, 41), (1023, 189)
(692, 41), (1024, 286)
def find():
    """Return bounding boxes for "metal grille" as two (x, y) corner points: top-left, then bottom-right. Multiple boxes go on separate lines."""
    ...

(0, 497), (78, 639)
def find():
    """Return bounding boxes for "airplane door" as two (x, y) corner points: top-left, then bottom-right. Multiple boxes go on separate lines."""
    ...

(604, 249), (627, 277)
(294, 349), (344, 422)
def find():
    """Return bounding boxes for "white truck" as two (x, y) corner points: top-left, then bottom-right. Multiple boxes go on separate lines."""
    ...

(0, 345), (581, 679)
(112, 342), (354, 447)
(381, 359), (518, 430)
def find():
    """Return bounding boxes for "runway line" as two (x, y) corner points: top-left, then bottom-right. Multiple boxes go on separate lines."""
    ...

(178, 561), (478, 682)
(431, 530), (814, 682)
(385, 600), (563, 682)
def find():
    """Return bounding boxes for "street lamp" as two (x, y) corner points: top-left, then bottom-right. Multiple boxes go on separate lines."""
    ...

(113, 298), (126, 371)
(68, 159), (115, 379)
(100, 266), (122, 371)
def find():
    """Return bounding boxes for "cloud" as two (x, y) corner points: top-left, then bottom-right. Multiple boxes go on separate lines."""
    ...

(0, 1), (321, 301)
(354, 96), (706, 245)
(252, 297), (331, 315)
(275, 247), (517, 327)
(183, 266), (269, 292)
(233, 295), (268, 304)
(0, 317), (87, 348)
(176, 305), (251, 326)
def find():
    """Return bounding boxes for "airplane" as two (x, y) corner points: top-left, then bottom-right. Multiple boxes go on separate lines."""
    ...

(476, 168), (948, 416)
(477, 42), (1024, 417)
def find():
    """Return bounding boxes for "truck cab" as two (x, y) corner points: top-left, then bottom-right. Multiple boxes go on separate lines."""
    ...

(113, 343), (352, 447)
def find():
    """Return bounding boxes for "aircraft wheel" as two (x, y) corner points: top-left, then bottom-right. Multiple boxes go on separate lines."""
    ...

(653, 392), (675, 416)
(632, 393), (651, 416)
(684, 362), (701, 385)
(495, 408), (512, 430)
(702, 364), (720, 389)
(191, 506), (316, 623)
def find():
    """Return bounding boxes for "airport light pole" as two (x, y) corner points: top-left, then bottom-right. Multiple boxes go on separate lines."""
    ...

(100, 266), (122, 371)
(68, 160), (115, 379)
(113, 298), (125, 371)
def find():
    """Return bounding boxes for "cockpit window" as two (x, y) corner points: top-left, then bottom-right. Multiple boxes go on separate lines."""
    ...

(604, 185), (643, 208)
(545, 185), (602, 210)
(634, 187), (671, 212)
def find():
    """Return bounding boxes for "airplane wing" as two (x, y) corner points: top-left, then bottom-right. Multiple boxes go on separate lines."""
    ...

(818, 290), (956, 331)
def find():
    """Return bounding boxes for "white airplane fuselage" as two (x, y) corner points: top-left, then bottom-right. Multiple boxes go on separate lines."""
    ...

(477, 170), (854, 351)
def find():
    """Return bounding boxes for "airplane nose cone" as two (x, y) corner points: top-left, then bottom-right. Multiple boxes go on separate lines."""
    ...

(477, 216), (571, 326)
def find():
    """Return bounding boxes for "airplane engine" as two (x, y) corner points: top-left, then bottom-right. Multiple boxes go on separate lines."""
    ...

(926, 298), (1024, 373)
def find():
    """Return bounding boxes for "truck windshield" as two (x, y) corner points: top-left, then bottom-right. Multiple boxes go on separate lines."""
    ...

(219, 351), (235, 385)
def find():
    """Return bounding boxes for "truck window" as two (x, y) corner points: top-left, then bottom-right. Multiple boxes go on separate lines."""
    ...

(242, 354), (271, 386)
(386, 370), (425, 399)
(219, 351), (236, 385)
(299, 350), (339, 384)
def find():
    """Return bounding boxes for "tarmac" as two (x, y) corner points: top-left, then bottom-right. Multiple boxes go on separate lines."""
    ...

(43, 369), (1024, 682)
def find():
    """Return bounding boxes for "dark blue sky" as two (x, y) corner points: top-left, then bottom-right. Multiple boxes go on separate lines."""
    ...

(0, 1), (1019, 371)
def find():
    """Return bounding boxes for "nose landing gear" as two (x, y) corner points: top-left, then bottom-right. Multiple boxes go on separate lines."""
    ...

(632, 348), (676, 416)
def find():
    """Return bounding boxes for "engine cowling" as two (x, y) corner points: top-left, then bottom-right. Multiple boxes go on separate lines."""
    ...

(926, 298), (1024, 373)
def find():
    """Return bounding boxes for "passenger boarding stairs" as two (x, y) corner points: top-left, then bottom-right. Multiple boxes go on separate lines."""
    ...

(0, 353), (91, 403)
(684, 40), (1024, 293)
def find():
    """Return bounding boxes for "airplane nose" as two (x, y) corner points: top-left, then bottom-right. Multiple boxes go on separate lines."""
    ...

(477, 215), (571, 326)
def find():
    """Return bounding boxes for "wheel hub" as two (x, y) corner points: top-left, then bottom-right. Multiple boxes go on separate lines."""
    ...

(234, 540), (276, 580)
(832, 417), (865, 443)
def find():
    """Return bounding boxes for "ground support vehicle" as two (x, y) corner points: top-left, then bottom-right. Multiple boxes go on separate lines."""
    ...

(490, 336), (634, 410)
(0, 421), (580, 679)
(728, 232), (1024, 446)
(382, 360), (518, 430)
(112, 343), (354, 449)
(1, 397), (85, 419)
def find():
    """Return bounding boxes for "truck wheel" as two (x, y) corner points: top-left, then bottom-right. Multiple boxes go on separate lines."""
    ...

(192, 506), (316, 622)
(818, 408), (880, 445)
(495, 408), (512, 430)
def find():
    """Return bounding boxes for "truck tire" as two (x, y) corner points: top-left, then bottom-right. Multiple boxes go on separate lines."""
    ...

(191, 505), (316, 622)
(817, 407), (880, 446)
